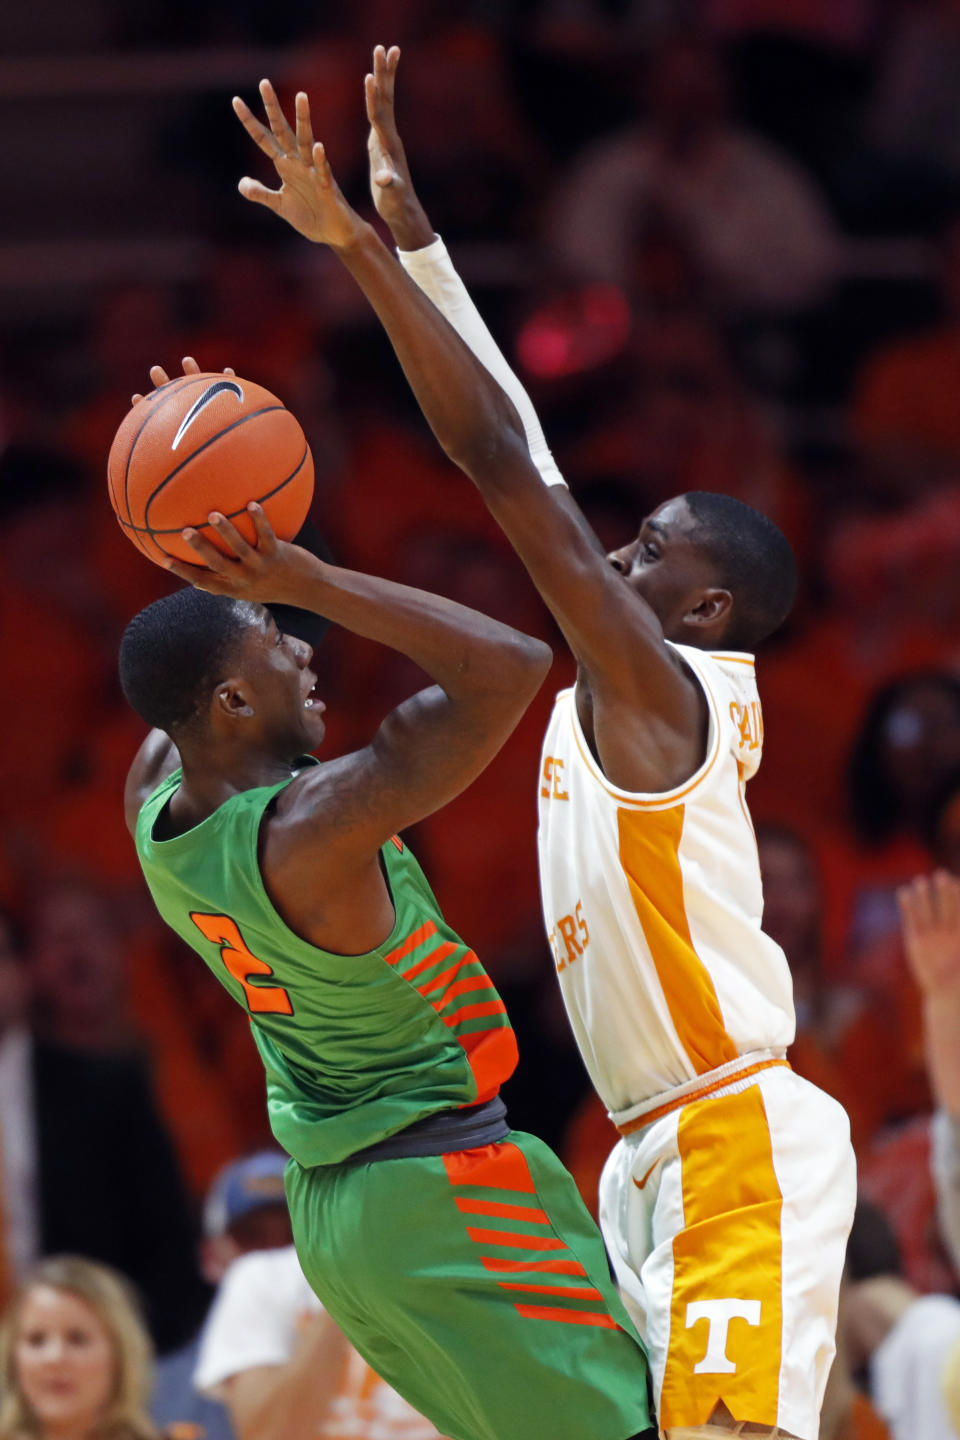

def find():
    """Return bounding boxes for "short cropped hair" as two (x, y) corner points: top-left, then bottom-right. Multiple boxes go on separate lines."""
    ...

(119, 588), (251, 735)
(683, 491), (796, 650)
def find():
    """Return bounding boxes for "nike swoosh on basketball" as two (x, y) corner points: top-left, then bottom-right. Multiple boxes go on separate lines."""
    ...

(171, 379), (244, 450)
(633, 1160), (660, 1191)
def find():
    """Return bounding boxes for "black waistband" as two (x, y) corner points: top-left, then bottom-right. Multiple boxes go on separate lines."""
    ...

(341, 1095), (509, 1165)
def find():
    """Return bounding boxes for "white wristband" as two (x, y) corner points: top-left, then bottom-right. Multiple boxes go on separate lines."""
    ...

(398, 236), (568, 489)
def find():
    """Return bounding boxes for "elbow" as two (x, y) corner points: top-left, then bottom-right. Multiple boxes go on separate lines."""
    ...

(442, 402), (527, 482)
(500, 633), (553, 698)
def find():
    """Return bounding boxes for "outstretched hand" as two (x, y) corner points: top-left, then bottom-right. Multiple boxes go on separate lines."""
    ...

(131, 355), (235, 408)
(898, 869), (960, 997)
(164, 503), (316, 607)
(365, 45), (434, 251)
(233, 81), (365, 250)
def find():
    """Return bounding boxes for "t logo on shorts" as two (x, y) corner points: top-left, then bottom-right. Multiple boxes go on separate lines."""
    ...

(685, 1299), (761, 1374)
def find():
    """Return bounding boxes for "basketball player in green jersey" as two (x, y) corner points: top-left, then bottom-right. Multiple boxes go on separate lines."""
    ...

(122, 229), (654, 1440)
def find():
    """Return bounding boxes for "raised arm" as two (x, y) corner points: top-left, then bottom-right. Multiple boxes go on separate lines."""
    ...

(232, 77), (698, 756)
(898, 870), (960, 1270)
(163, 509), (550, 940)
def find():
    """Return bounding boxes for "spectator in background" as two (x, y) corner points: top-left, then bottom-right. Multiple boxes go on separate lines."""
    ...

(0, 1255), (160, 1440)
(898, 868), (960, 1274)
(852, 215), (960, 496)
(547, 32), (839, 316)
(843, 1199), (960, 1440)
(0, 904), (207, 1352)
(27, 878), (242, 1195)
(152, 1151), (295, 1440)
(194, 1243), (445, 1440)
(866, 1), (960, 196)
(844, 674), (960, 946)
(755, 823), (900, 1151)
(560, 304), (810, 548)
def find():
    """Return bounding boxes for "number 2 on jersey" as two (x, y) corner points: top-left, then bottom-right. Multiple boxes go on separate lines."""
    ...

(190, 912), (294, 1015)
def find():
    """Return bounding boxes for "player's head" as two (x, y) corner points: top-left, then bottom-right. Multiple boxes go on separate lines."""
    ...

(607, 492), (796, 650)
(119, 587), (325, 758)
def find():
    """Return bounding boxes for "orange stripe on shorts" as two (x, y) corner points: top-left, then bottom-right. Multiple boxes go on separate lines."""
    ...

(480, 1256), (588, 1276)
(659, 1084), (783, 1431)
(466, 1227), (566, 1251)
(497, 1282), (605, 1299)
(454, 1198), (549, 1223)
(513, 1305), (619, 1329)
(443, 1141), (537, 1194)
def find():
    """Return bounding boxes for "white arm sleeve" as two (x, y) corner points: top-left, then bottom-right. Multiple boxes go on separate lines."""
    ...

(397, 236), (568, 488)
(933, 1108), (960, 1274)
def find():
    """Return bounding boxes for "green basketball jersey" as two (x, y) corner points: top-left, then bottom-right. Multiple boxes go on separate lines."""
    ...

(135, 766), (518, 1166)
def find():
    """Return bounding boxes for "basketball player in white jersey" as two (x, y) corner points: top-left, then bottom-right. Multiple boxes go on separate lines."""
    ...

(356, 46), (857, 1440)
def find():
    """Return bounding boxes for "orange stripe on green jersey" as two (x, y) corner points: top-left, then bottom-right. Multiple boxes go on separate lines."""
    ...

(385, 928), (516, 1105)
(513, 1305), (620, 1330)
(384, 921), (438, 969)
(401, 941), (459, 985)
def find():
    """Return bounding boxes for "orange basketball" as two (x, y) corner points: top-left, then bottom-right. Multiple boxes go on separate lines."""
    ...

(107, 372), (314, 567)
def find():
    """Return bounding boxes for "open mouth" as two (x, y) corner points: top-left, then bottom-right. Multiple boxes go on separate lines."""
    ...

(303, 677), (323, 711)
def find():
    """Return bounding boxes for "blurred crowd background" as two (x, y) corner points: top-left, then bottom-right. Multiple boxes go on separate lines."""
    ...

(5, 0), (960, 1432)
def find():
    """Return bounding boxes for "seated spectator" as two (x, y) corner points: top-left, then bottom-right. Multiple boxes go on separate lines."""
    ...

(28, 879), (242, 1195)
(194, 1243), (445, 1440)
(841, 675), (960, 963)
(819, 1300), (892, 1440)
(561, 305), (811, 552)
(0, 904), (207, 1352)
(866, 3), (960, 195)
(547, 32), (840, 316)
(843, 1199), (960, 1440)
(0, 1255), (161, 1440)
(153, 1151), (295, 1440)
(755, 823), (902, 1151)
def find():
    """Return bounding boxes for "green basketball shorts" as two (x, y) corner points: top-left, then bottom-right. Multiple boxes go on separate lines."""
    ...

(285, 1129), (653, 1440)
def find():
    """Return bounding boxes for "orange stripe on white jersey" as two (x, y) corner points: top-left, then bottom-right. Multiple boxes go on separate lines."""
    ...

(537, 645), (795, 1117)
(617, 803), (739, 1076)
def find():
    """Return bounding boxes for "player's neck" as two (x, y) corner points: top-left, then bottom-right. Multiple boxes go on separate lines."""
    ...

(177, 746), (301, 816)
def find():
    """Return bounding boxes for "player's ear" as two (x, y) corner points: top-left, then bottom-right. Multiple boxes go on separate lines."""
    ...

(686, 587), (732, 630)
(213, 679), (255, 720)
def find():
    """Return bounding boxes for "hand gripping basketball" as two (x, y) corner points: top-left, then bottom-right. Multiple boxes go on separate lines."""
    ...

(108, 360), (314, 568)
(164, 503), (312, 607)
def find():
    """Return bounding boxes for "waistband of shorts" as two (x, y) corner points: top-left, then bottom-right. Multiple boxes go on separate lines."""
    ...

(612, 1050), (791, 1136)
(338, 1094), (510, 1165)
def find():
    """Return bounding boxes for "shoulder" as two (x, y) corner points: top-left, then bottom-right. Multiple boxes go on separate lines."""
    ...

(665, 642), (727, 698)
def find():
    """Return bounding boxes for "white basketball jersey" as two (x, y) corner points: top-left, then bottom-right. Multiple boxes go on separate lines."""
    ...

(537, 644), (795, 1123)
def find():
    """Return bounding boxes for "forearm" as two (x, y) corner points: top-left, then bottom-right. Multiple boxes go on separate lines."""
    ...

(334, 225), (529, 479)
(279, 551), (550, 697)
(230, 1319), (349, 1440)
(923, 989), (960, 1115)
(932, 1108), (960, 1273)
(396, 235), (567, 488)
